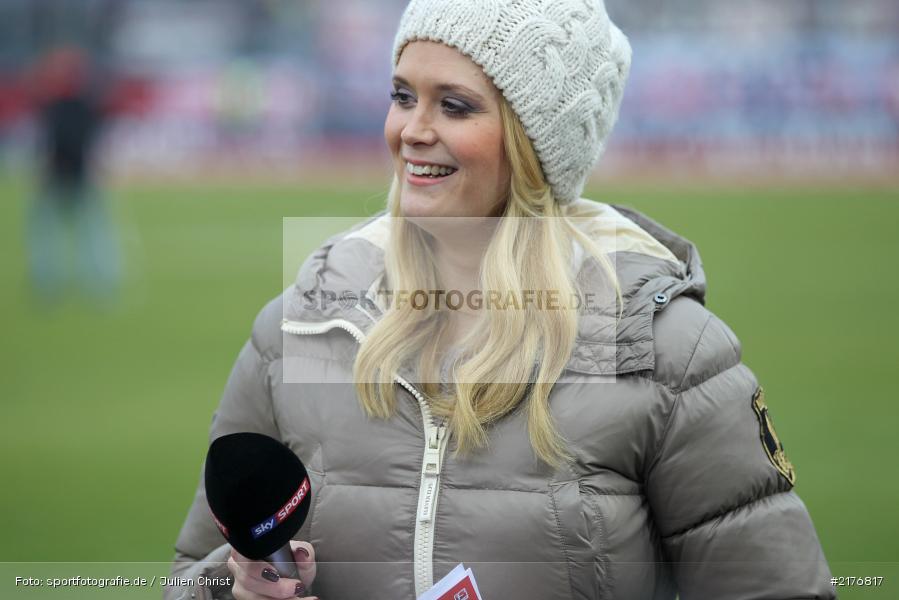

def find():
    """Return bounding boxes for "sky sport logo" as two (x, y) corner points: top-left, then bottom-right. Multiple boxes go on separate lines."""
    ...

(250, 477), (310, 539)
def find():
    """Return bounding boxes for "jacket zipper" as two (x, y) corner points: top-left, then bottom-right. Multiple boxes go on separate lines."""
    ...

(280, 306), (449, 596)
(396, 374), (448, 597)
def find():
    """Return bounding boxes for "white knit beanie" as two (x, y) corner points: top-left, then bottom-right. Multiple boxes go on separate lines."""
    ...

(391, 0), (632, 204)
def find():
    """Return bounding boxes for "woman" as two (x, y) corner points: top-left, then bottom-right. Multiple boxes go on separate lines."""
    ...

(166, 1), (835, 598)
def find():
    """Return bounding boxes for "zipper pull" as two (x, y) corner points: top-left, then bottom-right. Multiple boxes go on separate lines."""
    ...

(418, 424), (446, 522)
(423, 429), (442, 477)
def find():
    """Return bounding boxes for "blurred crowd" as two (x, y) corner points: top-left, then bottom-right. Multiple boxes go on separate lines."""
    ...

(0, 0), (897, 177)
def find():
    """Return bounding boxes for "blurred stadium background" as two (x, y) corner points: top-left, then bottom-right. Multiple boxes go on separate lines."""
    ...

(1, 1), (897, 598)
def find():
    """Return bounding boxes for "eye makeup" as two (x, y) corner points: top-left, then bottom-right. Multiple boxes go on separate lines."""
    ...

(390, 88), (478, 118)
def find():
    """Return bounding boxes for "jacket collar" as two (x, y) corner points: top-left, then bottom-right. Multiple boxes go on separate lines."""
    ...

(284, 200), (707, 376)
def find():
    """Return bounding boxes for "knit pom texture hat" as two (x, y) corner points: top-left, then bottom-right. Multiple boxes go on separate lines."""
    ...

(392, 0), (632, 204)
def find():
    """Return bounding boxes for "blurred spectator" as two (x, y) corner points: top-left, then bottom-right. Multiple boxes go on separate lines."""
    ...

(26, 44), (121, 308)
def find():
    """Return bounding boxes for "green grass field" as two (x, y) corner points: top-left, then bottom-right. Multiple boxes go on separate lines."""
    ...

(1, 171), (897, 598)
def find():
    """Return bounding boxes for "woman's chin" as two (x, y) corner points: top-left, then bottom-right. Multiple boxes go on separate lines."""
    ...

(399, 190), (445, 220)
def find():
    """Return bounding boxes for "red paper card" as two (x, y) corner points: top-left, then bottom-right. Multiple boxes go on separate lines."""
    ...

(436, 575), (477, 600)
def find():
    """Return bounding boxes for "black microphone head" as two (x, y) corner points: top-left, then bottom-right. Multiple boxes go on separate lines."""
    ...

(205, 432), (312, 560)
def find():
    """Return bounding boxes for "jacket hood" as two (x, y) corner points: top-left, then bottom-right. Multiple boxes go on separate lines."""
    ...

(284, 199), (707, 376)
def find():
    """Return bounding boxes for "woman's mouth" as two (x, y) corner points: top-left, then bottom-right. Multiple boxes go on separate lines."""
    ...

(405, 161), (458, 186)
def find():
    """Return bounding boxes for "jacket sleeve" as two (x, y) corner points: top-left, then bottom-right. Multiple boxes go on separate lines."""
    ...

(164, 334), (281, 600)
(645, 310), (835, 600)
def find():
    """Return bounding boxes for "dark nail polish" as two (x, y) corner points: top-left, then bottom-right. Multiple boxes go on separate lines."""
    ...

(261, 568), (280, 582)
(296, 546), (311, 558)
(295, 582), (306, 596)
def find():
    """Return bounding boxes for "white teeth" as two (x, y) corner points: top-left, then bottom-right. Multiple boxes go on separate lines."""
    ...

(406, 162), (457, 177)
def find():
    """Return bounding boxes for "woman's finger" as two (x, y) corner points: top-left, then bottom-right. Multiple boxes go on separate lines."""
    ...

(290, 541), (317, 588)
(228, 548), (309, 599)
(233, 578), (315, 600)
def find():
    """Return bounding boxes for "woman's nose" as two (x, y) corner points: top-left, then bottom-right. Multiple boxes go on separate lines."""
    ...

(400, 107), (438, 146)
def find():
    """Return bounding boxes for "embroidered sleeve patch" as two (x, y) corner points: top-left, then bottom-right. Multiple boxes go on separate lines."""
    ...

(751, 386), (796, 486)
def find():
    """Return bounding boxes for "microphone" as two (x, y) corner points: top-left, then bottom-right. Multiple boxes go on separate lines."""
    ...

(205, 432), (313, 580)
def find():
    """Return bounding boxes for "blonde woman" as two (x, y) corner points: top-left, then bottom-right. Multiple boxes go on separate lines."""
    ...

(166, 1), (835, 599)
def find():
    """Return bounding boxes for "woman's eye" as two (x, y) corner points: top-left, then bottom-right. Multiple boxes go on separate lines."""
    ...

(390, 90), (413, 105)
(442, 101), (472, 117)
(390, 90), (472, 118)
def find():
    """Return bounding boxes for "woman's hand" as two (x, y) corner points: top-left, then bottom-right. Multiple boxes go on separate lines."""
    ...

(227, 541), (319, 599)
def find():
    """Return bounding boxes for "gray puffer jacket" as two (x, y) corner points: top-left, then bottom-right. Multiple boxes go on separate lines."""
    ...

(166, 200), (835, 600)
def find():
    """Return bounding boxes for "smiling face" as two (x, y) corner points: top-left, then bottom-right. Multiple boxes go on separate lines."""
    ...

(384, 41), (511, 221)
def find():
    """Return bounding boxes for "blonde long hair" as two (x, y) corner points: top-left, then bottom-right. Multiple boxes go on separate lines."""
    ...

(353, 96), (623, 468)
